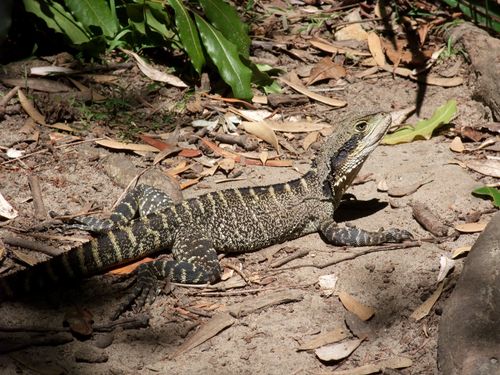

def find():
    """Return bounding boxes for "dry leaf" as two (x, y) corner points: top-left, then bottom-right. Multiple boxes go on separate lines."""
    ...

(450, 136), (464, 153)
(315, 339), (362, 361)
(6, 148), (24, 158)
(64, 307), (93, 337)
(330, 356), (413, 375)
(30, 66), (75, 76)
(335, 23), (368, 42)
(306, 57), (347, 85)
(121, 49), (187, 88)
(298, 327), (348, 351)
(303, 131), (319, 150)
(108, 257), (155, 275)
(1, 77), (73, 92)
(180, 178), (201, 189)
(377, 179), (389, 192)
(466, 159), (500, 178)
(310, 38), (371, 56)
(218, 158), (235, 173)
(0, 191), (18, 219)
(259, 151), (269, 166)
(388, 179), (432, 197)
(318, 274), (338, 297)
(18, 89), (46, 125)
(201, 165), (219, 177)
(451, 246), (472, 258)
(95, 139), (158, 153)
(437, 255), (455, 282)
(165, 161), (190, 177)
(279, 72), (347, 108)
(454, 222), (487, 233)
(338, 292), (375, 321)
(179, 149), (202, 158)
(241, 122), (280, 151)
(410, 282), (444, 321)
(367, 32), (386, 67)
(11, 249), (39, 266)
(265, 120), (329, 133)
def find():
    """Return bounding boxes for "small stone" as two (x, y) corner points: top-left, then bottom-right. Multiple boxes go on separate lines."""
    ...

(94, 333), (114, 349)
(74, 345), (108, 363)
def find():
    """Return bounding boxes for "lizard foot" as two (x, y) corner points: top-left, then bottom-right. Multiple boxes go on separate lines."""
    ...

(111, 264), (166, 320)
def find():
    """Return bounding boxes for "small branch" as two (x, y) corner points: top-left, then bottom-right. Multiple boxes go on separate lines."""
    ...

(28, 175), (48, 220)
(3, 235), (64, 257)
(270, 248), (309, 268)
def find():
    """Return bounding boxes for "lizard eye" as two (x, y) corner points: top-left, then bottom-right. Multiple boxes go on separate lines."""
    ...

(355, 121), (367, 132)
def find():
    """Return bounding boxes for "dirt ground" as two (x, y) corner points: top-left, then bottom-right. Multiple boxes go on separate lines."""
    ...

(0, 41), (497, 375)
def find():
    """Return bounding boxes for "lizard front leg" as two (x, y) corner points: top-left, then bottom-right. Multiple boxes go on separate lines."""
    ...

(70, 184), (175, 233)
(113, 232), (221, 319)
(319, 219), (413, 246)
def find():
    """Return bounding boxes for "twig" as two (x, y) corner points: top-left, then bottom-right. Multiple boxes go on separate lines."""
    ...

(27, 175), (48, 220)
(270, 248), (310, 268)
(3, 235), (64, 256)
(274, 240), (422, 272)
(188, 286), (286, 297)
(212, 133), (258, 151)
(1, 138), (105, 166)
(0, 86), (19, 107)
(221, 262), (250, 285)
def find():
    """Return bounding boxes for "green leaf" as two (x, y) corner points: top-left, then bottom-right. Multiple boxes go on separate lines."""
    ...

(23, 0), (91, 44)
(168, 0), (205, 74)
(126, 3), (146, 35)
(382, 100), (457, 145)
(199, 0), (250, 58)
(145, 5), (174, 40)
(64, 0), (118, 38)
(472, 186), (500, 207)
(194, 14), (252, 100)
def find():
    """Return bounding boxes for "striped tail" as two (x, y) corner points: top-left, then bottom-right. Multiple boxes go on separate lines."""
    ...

(0, 213), (173, 300)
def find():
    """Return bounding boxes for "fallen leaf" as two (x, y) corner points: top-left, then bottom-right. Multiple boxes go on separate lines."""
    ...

(0, 191), (18, 219)
(172, 313), (236, 357)
(179, 149), (202, 158)
(318, 274), (338, 296)
(67, 77), (106, 102)
(454, 222), (487, 233)
(121, 49), (187, 88)
(298, 327), (348, 351)
(279, 72), (347, 108)
(18, 89), (46, 125)
(0, 77), (73, 92)
(180, 178), (201, 189)
(64, 307), (93, 337)
(330, 356), (413, 375)
(450, 136), (464, 153)
(6, 148), (24, 158)
(108, 257), (155, 275)
(259, 151), (269, 166)
(338, 292), (375, 321)
(265, 120), (330, 133)
(367, 32), (386, 67)
(218, 158), (235, 173)
(30, 66), (75, 76)
(437, 256), (455, 282)
(165, 161), (190, 177)
(11, 249), (39, 266)
(335, 23), (368, 42)
(382, 100), (457, 144)
(315, 339), (362, 361)
(310, 37), (371, 56)
(241, 121), (280, 151)
(306, 57), (346, 85)
(303, 131), (319, 150)
(410, 282), (444, 321)
(388, 179), (432, 197)
(466, 159), (500, 178)
(472, 186), (500, 207)
(451, 246), (472, 258)
(95, 139), (158, 153)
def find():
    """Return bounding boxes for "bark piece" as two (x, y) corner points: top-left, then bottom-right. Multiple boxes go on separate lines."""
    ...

(228, 290), (303, 318)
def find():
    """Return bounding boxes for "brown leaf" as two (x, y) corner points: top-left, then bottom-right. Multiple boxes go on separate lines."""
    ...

(367, 32), (386, 67)
(449, 136), (464, 153)
(18, 89), (46, 125)
(310, 37), (371, 56)
(315, 339), (362, 361)
(329, 356), (413, 374)
(387, 179), (432, 197)
(241, 121), (280, 151)
(338, 292), (375, 321)
(165, 161), (190, 177)
(179, 149), (202, 158)
(466, 159), (500, 178)
(67, 78), (106, 102)
(298, 327), (348, 351)
(95, 139), (158, 153)
(279, 72), (347, 108)
(306, 57), (346, 86)
(410, 282), (444, 321)
(108, 257), (155, 275)
(302, 131), (319, 150)
(454, 222), (487, 233)
(218, 158), (235, 173)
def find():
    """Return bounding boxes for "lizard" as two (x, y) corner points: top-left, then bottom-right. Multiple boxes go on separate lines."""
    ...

(0, 112), (412, 315)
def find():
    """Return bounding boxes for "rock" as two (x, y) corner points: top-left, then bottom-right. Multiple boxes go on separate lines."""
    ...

(438, 211), (500, 374)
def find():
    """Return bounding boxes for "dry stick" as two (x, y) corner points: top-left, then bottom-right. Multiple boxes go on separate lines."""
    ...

(0, 86), (20, 107)
(188, 286), (286, 298)
(274, 240), (422, 272)
(270, 248), (310, 268)
(27, 174), (48, 220)
(1, 138), (105, 166)
(3, 235), (64, 257)
(221, 262), (250, 285)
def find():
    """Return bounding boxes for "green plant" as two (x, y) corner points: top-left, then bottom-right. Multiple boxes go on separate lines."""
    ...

(22, 0), (260, 99)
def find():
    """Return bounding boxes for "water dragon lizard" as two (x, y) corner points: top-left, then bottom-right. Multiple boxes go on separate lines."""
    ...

(0, 112), (412, 314)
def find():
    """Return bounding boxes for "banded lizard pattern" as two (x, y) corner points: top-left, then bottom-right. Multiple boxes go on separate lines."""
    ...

(0, 112), (412, 313)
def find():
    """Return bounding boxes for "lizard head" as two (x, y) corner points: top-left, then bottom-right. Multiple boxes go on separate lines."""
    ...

(314, 112), (392, 201)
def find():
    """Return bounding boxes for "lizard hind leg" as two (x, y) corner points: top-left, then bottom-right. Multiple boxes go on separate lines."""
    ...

(112, 235), (221, 319)
(70, 184), (175, 233)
